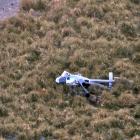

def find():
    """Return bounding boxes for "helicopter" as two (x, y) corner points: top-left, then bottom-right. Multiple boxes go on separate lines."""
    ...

(56, 71), (117, 98)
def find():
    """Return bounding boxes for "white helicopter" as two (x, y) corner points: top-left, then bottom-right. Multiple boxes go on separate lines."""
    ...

(56, 71), (117, 98)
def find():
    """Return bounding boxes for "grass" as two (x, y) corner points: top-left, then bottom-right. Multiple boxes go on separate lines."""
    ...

(0, 0), (139, 139)
(20, 0), (46, 11)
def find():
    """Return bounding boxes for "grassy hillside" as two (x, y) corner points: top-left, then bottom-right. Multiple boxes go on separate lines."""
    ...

(0, 0), (139, 139)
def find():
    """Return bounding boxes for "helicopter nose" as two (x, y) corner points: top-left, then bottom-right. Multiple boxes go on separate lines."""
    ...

(55, 76), (66, 84)
(56, 77), (60, 83)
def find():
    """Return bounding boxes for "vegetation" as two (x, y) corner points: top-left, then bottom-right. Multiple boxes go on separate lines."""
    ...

(0, 0), (139, 139)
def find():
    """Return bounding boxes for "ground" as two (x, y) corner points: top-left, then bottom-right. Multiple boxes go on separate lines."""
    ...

(0, 0), (139, 140)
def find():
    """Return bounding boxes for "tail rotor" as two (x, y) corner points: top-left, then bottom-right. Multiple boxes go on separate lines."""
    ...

(109, 72), (114, 89)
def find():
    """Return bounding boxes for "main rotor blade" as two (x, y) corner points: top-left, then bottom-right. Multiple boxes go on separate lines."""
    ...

(79, 82), (89, 94)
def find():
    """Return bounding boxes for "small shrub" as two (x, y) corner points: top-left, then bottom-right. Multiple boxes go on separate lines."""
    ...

(61, 37), (83, 48)
(134, 105), (140, 118)
(94, 117), (124, 132)
(80, 27), (96, 39)
(115, 47), (133, 58)
(127, 128), (140, 137)
(47, 5), (65, 23)
(9, 70), (22, 80)
(27, 49), (41, 63)
(111, 87), (122, 97)
(114, 60), (132, 74)
(34, 0), (46, 11)
(112, 79), (134, 96)
(105, 129), (125, 140)
(102, 92), (119, 110)
(30, 92), (39, 102)
(133, 84), (140, 94)
(121, 23), (137, 37)
(0, 94), (13, 104)
(17, 132), (28, 140)
(0, 105), (8, 117)
(21, 0), (34, 11)
(42, 129), (54, 139)
(133, 40), (140, 52)
(130, 0), (140, 4)
(0, 75), (11, 89)
(37, 79), (47, 88)
(21, 0), (46, 11)
(72, 8), (82, 16)
(132, 53), (140, 63)
(118, 93), (136, 107)
(76, 17), (93, 28)
(84, 5), (104, 19)
(20, 78), (39, 94)
(61, 27), (76, 37)
(8, 16), (25, 29)
(110, 119), (125, 129)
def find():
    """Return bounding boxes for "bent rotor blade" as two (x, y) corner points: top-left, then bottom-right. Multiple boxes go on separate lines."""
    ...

(79, 81), (89, 97)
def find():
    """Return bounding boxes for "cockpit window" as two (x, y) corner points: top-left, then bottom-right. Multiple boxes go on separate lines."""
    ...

(67, 77), (70, 80)
(59, 77), (66, 84)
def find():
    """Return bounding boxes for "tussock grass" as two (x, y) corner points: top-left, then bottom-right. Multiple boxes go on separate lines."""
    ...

(21, 0), (46, 11)
(0, 0), (139, 139)
(20, 0), (34, 11)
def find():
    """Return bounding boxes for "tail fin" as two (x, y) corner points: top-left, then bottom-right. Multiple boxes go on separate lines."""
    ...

(109, 72), (113, 88)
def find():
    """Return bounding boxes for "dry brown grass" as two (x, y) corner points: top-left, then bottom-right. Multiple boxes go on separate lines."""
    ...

(20, 0), (46, 11)
(20, 0), (34, 10)
(0, 0), (139, 139)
